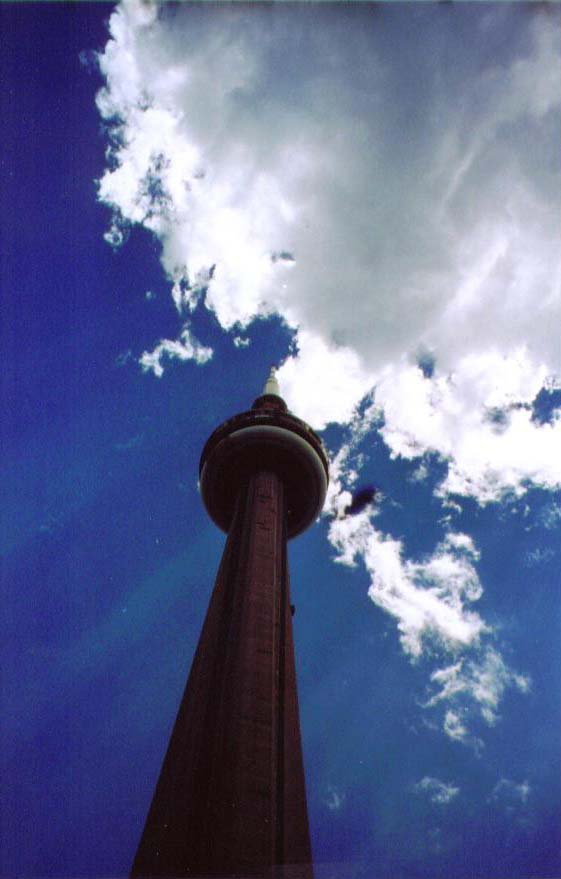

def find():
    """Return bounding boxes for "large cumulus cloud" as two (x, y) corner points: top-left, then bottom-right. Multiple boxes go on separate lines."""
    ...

(97, 0), (561, 502)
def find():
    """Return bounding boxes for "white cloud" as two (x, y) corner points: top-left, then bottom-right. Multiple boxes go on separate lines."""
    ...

(414, 776), (460, 805)
(441, 532), (480, 561)
(323, 446), (355, 525)
(377, 352), (561, 503)
(139, 323), (213, 377)
(278, 329), (374, 429)
(96, 1), (561, 504)
(329, 518), (486, 660)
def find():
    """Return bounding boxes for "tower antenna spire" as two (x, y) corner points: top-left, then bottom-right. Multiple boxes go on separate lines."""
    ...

(263, 364), (281, 397)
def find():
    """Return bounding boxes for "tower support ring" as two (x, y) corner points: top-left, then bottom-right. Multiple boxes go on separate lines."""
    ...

(200, 417), (329, 539)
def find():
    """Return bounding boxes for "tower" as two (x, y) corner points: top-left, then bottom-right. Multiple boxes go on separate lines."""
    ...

(131, 369), (329, 879)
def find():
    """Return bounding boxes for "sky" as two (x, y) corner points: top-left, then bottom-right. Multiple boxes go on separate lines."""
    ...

(1, 2), (561, 878)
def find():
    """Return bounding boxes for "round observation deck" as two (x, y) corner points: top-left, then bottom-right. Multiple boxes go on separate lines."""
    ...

(199, 383), (329, 539)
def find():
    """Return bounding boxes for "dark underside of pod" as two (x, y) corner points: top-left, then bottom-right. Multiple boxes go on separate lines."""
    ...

(200, 421), (328, 539)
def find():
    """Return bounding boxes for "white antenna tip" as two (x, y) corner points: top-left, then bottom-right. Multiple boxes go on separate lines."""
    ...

(263, 365), (281, 397)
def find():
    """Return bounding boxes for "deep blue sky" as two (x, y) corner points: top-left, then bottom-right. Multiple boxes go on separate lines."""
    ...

(2, 4), (560, 879)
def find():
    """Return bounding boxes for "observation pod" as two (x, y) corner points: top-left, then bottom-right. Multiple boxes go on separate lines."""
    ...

(200, 369), (329, 538)
(131, 368), (328, 879)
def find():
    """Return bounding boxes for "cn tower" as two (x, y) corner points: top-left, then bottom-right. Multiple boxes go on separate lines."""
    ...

(131, 368), (329, 879)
